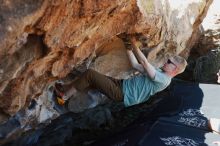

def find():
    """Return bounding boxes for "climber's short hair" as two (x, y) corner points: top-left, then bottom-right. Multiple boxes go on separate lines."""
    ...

(170, 55), (187, 74)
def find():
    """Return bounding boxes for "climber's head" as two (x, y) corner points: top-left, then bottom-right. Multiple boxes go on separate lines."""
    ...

(162, 55), (187, 77)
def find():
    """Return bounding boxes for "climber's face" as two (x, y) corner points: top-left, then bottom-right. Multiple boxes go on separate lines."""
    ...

(162, 57), (178, 76)
(217, 70), (220, 83)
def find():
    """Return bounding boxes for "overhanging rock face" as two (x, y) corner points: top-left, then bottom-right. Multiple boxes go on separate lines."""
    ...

(0, 0), (213, 115)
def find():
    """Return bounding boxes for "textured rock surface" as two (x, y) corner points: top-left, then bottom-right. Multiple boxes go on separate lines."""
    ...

(0, 0), (212, 116)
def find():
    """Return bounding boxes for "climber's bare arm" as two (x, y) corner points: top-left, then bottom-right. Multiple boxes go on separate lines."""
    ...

(126, 50), (144, 73)
(130, 37), (156, 79)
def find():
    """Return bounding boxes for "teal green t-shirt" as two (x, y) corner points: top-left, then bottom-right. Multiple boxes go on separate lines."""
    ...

(122, 69), (171, 107)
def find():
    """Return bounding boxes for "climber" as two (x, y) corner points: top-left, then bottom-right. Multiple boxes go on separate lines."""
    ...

(54, 35), (187, 107)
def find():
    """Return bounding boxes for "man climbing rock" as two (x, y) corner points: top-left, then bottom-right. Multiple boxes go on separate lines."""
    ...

(54, 35), (187, 107)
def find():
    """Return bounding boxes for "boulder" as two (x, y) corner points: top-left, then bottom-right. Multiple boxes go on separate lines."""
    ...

(0, 0), (213, 115)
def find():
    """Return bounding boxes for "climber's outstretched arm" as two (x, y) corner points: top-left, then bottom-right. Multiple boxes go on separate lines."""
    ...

(130, 37), (156, 79)
(126, 50), (144, 73)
